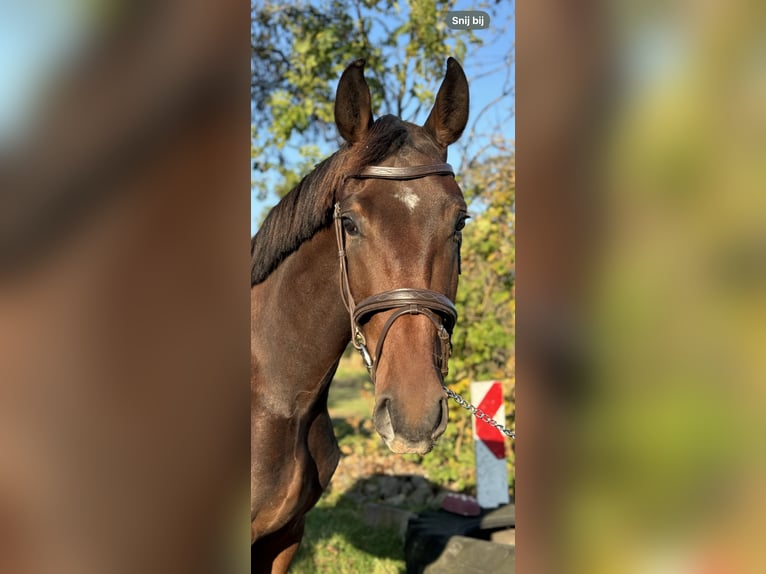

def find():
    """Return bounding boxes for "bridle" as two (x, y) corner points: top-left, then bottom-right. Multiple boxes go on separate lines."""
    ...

(333, 162), (458, 383)
(332, 161), (516, 440)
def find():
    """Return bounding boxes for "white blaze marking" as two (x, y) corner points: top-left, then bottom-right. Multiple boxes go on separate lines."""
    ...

(394, 190), (420, 213)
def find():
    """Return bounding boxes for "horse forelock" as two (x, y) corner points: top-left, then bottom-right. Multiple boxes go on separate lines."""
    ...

(251, 116), (432, 286)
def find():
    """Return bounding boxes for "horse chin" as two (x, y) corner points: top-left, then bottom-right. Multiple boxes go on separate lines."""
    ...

(383, 436), (435, 455)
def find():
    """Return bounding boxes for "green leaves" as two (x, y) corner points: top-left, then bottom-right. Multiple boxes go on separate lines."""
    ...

(442, 152), (515, 496)
(251, 0), (501, 201)
(451, 154), (515, 382)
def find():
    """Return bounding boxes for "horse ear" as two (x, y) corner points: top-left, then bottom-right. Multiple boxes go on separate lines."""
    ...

(335, 59), (374, 144)
(423, 57), (469, 147)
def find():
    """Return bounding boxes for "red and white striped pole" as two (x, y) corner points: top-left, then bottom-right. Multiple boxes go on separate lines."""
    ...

(470, 380), (510, 508)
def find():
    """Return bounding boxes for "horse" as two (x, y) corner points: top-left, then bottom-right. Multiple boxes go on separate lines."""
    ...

(251, 57), (469, 572)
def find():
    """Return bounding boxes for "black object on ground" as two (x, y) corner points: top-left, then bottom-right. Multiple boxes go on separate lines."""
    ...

(404, 503), (515, 573)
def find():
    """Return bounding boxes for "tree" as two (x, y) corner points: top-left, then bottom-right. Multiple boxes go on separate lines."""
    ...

(251, 0), (512, 199)
(452, 151), (515, 382)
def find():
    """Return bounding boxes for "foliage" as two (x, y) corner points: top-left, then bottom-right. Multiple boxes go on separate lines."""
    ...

(251, 0), (512, 200)
(441, 151), (516, 494)
(451, 152), (515, 382)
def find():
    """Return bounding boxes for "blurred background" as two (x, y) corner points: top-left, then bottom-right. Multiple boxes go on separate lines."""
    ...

(1, 0), (764, 572)
(518, 0), (766, 572)
(0, 1), (250, 572)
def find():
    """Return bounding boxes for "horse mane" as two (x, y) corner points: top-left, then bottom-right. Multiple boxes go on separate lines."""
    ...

(251, 115), (413, 285)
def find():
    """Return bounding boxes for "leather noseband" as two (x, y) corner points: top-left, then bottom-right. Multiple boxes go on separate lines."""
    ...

(334, 162), (458, 382)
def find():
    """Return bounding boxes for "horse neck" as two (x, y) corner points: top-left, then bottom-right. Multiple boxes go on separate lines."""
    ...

(251, 225), (350, 409)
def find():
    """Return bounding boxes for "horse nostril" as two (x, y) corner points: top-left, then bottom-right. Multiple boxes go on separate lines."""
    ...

(433, 402), (443, 429)
(432, 398), (449, 439)
(375, 397), (390, 417)
(374, 397), (394, 441)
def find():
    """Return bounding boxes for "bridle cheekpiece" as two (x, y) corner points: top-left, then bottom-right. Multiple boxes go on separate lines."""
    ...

(333, 162), (458, 382)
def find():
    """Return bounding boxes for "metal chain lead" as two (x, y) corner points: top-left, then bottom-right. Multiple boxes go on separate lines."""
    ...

(442, 385), (516, 439)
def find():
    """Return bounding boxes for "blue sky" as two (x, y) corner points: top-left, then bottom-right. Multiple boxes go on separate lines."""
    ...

(252, 1), (515, 234)
(0, 1), (92, 148)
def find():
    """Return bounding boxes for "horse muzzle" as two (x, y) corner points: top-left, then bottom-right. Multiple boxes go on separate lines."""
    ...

(373, 395), (449, 454)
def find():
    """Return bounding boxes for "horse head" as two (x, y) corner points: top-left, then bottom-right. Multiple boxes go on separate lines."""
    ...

(333, 58), (469, 455)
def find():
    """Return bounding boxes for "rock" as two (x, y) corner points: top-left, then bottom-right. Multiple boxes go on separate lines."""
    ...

(407, 486), (427, 506)
(425, 490), (448, 509)
(363, 482), (378, 496)
(377, 475), (400, 498)
(423, 536), (514, 573)
(385, 493), (406, 506)
(405, 508), (516, 573)
(491, 528), (515, 546)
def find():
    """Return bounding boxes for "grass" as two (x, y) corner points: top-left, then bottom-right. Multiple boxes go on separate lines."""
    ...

(328, 350), (374, 419)
(291, 349), (406, 573)
(290, 491), (405, 574)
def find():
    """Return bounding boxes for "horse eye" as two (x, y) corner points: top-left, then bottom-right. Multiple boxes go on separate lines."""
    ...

(342, 217), (360, 236)
(455, 214), (470, 232)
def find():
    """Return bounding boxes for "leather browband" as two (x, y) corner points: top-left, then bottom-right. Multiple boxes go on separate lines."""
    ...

(350, 163), (454, 180)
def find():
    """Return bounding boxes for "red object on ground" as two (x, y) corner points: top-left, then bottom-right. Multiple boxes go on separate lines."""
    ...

(441, 493), (481, 516)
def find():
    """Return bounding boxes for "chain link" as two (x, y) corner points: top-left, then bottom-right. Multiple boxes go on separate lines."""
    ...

(442, 385), (516, 439)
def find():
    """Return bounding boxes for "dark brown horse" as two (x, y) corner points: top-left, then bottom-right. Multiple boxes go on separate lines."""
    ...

(251, 57), (469, 572)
